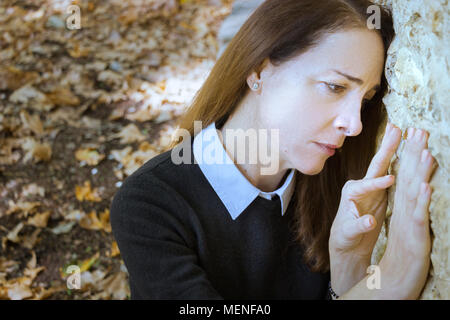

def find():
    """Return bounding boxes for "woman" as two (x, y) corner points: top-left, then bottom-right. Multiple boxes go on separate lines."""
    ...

(110, 0), (438, 299)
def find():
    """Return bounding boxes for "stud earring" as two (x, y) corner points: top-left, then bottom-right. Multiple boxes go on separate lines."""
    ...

(252, 82), (260, 90)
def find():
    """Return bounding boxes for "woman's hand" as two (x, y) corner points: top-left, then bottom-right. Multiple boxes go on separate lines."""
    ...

(329, 122), (402, 259)
(328, 122), (402, 295)
(379, 127), (437, 299)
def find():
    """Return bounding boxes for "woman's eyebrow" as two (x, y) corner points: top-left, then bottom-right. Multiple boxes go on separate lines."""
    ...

(331, 69), (380, 91)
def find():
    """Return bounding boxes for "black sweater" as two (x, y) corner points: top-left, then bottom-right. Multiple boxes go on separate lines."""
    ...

(110, 140), (330, 300)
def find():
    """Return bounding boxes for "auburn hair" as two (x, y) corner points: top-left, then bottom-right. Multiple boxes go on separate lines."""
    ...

(164, 0), (394, 273)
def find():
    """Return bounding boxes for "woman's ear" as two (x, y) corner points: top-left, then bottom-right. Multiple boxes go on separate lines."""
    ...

(246, 57), (273, 90)
(256, 57), (272, 78)
(246, 71), (260, 90)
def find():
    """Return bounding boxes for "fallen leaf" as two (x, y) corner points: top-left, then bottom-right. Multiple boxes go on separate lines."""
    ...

(46, 87), (80, 106)
(0, 251), (45, 300)
(21, 137), (52, 163)
(31, 284), (66, 300)
(110, 241), (120, 257)
(99, 209), (111, 233)
(78, 252), (100, 273)
(27, 211), (51, 228)
(4, 279), (34, 300)
(79, 269), (108, 291)
(108, 123), (146, 144)
(67, 43), (90, 58)
(75, 147), (105, 166)
(5, 222), (24, 244)
(50, 221), (77, 235)
(0, 67), (38, 91)
(63, 209), (85, 221)
(79, 209), (110, 232)
(91, 271), (130, 300)
(6, 200), (41, 217)
(75, 181), (102, 202)
(9, 84), (54, 112)
(19, 110), (44, 135)
(20, 183), (45, 198)
(21, 228), (42, 249)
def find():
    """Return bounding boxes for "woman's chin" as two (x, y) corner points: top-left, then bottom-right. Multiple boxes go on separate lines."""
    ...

(296, 162), (325, 176)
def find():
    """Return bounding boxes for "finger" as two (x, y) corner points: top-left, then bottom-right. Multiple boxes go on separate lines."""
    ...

(343, 214), (377, 240)
(365, 122), (402, 179)
(398, 128), (429, 180)
(346, 175), (395, 199)
(413, 149), (437, 192)
(412, 182), (431, 227)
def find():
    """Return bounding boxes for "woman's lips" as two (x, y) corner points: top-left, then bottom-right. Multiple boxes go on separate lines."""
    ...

(314, 142), (336, 156)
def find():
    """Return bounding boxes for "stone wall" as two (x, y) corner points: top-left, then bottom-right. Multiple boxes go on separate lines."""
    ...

(371, 0), (449, 300)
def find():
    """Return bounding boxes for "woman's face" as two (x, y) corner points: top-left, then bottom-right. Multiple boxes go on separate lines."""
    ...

(252, 29), (385, 175)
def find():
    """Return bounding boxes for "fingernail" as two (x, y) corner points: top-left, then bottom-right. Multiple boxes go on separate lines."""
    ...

(407, 128), (412, 139)
(416, 129), (424, 141)
(365, 217), (372, 228)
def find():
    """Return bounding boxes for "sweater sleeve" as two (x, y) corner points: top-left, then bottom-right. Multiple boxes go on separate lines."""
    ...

(109, 172), (223, 300)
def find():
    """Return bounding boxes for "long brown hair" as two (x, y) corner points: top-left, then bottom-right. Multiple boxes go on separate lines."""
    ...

(165, 0), (394, 273)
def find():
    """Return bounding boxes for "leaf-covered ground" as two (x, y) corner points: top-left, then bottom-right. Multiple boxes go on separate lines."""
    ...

(0, 0), (232, 299)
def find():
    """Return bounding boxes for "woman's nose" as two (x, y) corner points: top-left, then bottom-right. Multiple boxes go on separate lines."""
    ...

(335, 106), (363, 136)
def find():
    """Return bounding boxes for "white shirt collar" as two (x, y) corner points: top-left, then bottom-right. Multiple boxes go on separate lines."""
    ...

(193, 121), (296, 220)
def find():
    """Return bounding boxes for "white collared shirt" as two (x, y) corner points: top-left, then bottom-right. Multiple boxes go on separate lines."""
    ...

(192, 121), (296, 220)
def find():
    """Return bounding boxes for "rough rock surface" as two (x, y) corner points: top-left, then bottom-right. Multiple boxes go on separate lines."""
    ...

(371, 0), (449, 300)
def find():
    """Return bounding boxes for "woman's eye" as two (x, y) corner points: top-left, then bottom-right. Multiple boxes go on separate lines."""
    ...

(325, 83), (346, 93)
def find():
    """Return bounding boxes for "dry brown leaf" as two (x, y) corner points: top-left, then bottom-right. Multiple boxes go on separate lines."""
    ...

(46, 87), (80, 106)
(91, 271), (130, 300)
(76, 269), (107, 292)
(79, 210), (110, 232)
(30, 284), (66, 300)
(9, 84), (54, 112)
(63, 209), (85, 221)
(6, 200), (40, 217)
(19, 110), (44, 136)
(125, 106), (159, 122)
(21, 137), (52, 163)
(20, 183), (45, 198)
(79, 210), (103, 230)
(99, 209), (111, 233)
(0, 137), (22, 164)
(0, 251), (45, 300)
(3, 278), (34, 300)
(97, 70), (123, 88)
(67, 43), (90, 58)
(124, 141), (159, 176)
(110, 241), (120, 257)
(21, 228), (42, 250)
(75, 147), (105, 166)
(27, 211), (51, 228)
(118, 7), (139, 25)
(109, 142), (159, 177)
(4, 222), (24, 244)
(0, 67), (38, 91)
(75, 181), (102, 202)
(79, 252), (100, 273)
(108, 123), (147, 144)
(109, 146), (133, 163)
(26, 250), (38, 269)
